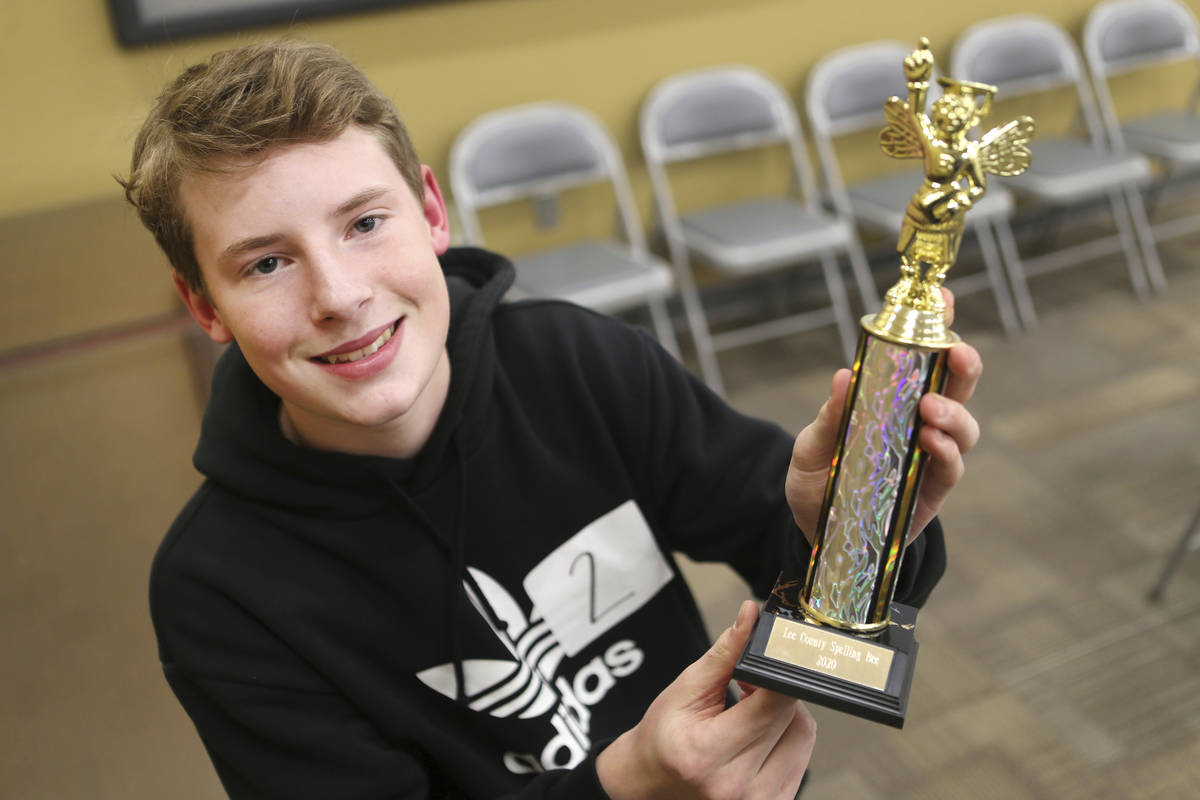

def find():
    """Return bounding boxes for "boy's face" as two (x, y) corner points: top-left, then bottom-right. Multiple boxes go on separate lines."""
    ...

(176, 126), (453, 455)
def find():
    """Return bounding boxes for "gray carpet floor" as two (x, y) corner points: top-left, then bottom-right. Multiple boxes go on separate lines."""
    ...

(679, 204), (1200, 799)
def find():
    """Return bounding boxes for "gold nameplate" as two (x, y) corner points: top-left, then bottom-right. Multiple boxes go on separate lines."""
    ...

(763, 616), (894, 692)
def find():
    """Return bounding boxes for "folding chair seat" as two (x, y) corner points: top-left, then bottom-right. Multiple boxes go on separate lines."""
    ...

(640, 65), (876, 395)
(952, 15), (1167, 301)
(1084, 0), (1200, 243)
(807, 40), (1032, 333)
(450, 102), (679, 356)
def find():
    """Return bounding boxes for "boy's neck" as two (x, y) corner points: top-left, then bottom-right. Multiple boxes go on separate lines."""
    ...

(278, 350), (452, 460)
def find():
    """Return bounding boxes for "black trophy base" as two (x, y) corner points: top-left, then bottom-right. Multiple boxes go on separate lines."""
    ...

(732, 602), (919, 728)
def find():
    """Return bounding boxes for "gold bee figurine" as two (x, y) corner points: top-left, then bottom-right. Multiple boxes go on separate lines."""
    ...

(874, 37), (1034, 338)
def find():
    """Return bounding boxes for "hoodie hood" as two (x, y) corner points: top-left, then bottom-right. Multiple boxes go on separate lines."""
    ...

(191, 247), (514, 517)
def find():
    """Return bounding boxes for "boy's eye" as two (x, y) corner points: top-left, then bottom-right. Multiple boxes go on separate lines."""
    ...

(251, 256), (280, 275)
(352, 216), (379, 234)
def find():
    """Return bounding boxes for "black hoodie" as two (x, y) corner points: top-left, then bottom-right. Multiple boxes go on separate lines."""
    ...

(150, 247), (944, 799)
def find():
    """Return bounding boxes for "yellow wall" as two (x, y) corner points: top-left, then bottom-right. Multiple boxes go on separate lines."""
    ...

(0, 1), (1196, 797)
(4, 0), (1193, 351)
(5, 0), (1184, 219)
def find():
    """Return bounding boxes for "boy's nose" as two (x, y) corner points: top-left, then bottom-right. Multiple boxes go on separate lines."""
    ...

(308, 253), (371, 322)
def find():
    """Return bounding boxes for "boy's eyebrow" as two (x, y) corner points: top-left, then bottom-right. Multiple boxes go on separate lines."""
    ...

(332, 186), (391, 218)
(220, 233), (285, 263)
(217, 187), (394, 263)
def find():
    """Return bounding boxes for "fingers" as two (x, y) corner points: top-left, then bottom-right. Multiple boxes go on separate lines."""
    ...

(786, 369), (852, 539)
(705, 606), (801, 758)
(719, 684), (814, 799)
(709, 600), (758, 665)
(916, 421), (966, 499)
(689, 600), (759, 708)
(920, 342), (982, 462)
(598, 599), (817, 799)
(828, 369), (853, 417)
(596, 601), (766, 797)
(920, 341), (982, 463)
(920, 392), (980, 458)
(907, 338), (982, 538)
(909, 371), (979, 538)
(940, 286), (956, 326)
(909, 421), (966, 543)
(941, 341), (982, 405)
(736, 681), (760, 699)
(666, 600), (801, 782)
(916, 388), (978, 513)
(790, 369), (851, 471)
(717, 682), (812, 796)
(724, 671), (804, 732)
(748, 703), (817, 800)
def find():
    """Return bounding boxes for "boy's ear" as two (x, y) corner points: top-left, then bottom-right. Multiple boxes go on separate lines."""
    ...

(173, 272), (234, 344)
(419, 165), (451, 256)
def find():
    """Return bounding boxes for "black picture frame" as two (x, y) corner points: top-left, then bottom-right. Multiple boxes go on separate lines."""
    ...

(109, 0), (426, 46)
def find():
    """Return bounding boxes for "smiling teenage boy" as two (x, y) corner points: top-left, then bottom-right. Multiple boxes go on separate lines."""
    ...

(125, 40), (981, 799)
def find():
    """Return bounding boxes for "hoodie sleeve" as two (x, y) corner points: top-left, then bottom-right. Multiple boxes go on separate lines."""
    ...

(152, 494), (616, 800)
(619, 326), (944, 607)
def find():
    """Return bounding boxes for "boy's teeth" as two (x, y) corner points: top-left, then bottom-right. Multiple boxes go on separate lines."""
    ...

(322, 323), (394, 364)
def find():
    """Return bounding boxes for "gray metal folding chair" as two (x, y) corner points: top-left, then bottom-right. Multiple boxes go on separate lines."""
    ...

(450, 102), (679, 357)
(807, 40), (1033, 333)
(1084, 0), (1200, 245)
(952, 15), (1168, 302)
(639, 65), (876, 395)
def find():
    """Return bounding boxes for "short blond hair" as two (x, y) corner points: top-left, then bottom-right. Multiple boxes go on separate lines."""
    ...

(121, 39), (424, 293)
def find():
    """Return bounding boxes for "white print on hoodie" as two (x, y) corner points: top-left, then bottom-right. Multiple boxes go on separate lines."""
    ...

(416, 501), (672, 773)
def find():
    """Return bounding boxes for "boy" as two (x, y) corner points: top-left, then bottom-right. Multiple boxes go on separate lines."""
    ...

(124, 40), (980, 799)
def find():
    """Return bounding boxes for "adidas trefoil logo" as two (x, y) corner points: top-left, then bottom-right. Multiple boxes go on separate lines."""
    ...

(416, 567), (644, 774)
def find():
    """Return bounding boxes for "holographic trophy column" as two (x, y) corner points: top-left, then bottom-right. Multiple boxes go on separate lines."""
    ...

(799, 326), (950, 634)
(733, 38), (1033, 727)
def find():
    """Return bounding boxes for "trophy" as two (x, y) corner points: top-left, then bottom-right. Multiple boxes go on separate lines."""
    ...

(733, 38), (1033, 727)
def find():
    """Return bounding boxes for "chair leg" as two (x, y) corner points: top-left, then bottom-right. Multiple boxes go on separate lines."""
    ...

(820, 251), (858, 366)
(1108, 190), (1152, 299)
(1147, 502), (1200, 604)
(992, 218), (1038, 330)
(1123, 186), (1168, 293)
(971, 220), (1022, 336)
(844, 236), (880, 310)
(667, 243), (725, 395)
(1143, 179), (1166, 220)
(647, 297), (681, 360)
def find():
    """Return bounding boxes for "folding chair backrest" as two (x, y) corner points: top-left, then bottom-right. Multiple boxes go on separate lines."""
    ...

(952, 15), (1107, 145)
(449, 102), (645, 252)
(640, 65), (820, 223)
(806, 41), (918, 216)
(807, 41), (913, 139)
(1084, 0), (1199, 78)
(1083, 0), (1200, 150)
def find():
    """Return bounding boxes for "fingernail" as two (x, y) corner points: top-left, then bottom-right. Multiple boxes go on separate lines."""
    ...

(734, 600), (755, 632)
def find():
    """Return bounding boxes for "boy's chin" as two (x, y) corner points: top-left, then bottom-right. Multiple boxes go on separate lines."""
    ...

(332, 395), (422, 430)
(284, 394), (420, 435)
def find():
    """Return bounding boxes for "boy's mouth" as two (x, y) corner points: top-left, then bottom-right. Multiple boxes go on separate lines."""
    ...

(313, 320), (400, 365)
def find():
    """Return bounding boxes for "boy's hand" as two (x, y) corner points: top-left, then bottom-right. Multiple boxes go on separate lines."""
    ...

(785, 290), (982, 544)
(596, 600), (815, 799)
